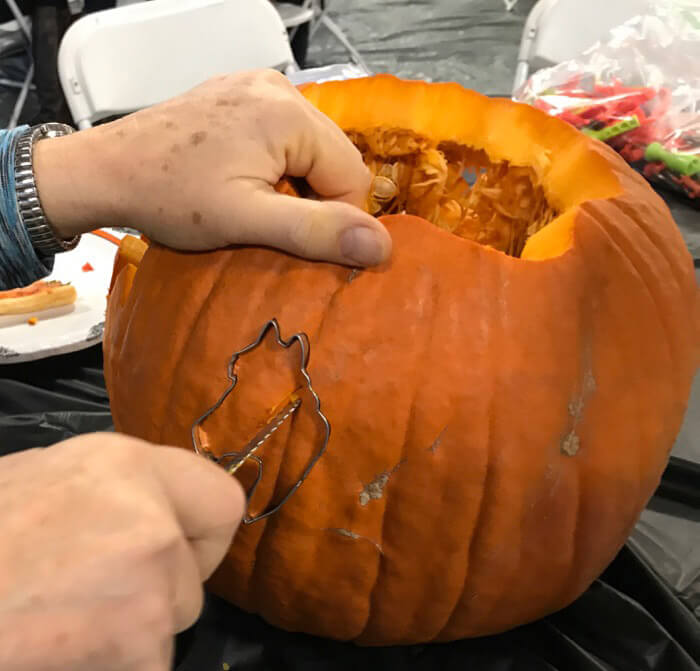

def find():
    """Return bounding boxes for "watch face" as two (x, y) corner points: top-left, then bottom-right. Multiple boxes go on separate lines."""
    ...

(38, 123), (73, 140)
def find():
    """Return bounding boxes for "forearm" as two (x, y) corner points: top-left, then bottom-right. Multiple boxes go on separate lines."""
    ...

(0, 124), (124, 291)
(33, 126), (125, 239)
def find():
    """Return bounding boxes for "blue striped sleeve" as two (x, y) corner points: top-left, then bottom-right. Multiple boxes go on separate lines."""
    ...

(0, 126), (55, 291)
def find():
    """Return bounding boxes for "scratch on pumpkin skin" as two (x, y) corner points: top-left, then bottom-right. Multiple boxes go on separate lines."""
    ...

(428, 425), (448, 453)
(357, 427), (444, 507)
(347, 269), (360, 283)
(359, 459), (405, 506)
(561, 359), (596, 457)
(326, 528), (384, 554)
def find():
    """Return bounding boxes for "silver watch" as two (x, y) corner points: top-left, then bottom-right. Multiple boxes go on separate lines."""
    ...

(14, 122), (81, 256)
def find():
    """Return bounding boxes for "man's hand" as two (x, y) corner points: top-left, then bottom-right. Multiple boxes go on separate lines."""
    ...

(33, 69), (392, 267)
(0, 433), (245, 670)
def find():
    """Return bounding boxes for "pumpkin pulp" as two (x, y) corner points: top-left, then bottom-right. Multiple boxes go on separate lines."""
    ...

(354, 130), (557, 258)
(298, 75), (626, 262)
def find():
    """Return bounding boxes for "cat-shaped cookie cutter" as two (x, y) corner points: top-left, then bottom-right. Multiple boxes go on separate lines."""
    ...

(191, 319), (331, 525)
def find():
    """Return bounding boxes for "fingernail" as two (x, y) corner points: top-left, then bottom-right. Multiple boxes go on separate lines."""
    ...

(339, 226), (386, 266)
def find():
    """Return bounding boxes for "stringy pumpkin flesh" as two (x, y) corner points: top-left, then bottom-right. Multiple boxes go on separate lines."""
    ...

(352, 128), (557, 257)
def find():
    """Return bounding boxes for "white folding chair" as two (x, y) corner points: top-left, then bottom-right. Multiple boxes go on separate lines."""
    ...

(273, 0), (370, 73)
(274, 0), (313, 30)
(58, 0), (297, 129)
(513, 0), (650, 94)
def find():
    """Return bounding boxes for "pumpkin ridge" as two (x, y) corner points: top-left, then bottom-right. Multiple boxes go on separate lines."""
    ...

(110, 257), (156, 431)
(461, 260), (524, 634)
(586, 217), (680, 483)
(103, 266), (129, 411)
(444, 395), (494, 637)
(320, 279), (383, 639)
(360, 274), (443, 642)
(618, 200), (687, 299)
(410, 278), (466, 640)
(156, 251), (224, 448)
(234, 256), (319, 608)
(561, 211), (670, 596)
(553, 268), (598, 608)
(612, 172), (697, 291)
(410, 277), (473, 640)
(612, 193), (690, 300)
(612, 203), (688, 393)
(242, 264), (360, 632)
(244, 500), (279, 619)
(560, 337), (592, 604)
(555, 466), (581, 606)
(441, 283), (499, 638)
(299, 265), (372, 633)
(309, 266), (354, 350)
(244, 382), (324, 614)
(582, 202), (677, 385)
(243, 388), (297, 607)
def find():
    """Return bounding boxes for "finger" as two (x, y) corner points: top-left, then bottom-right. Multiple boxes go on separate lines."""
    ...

(0, 593), (174, 671)
(169, 537), (205, 632)
(136, 636), (173, 671)
(148, 445), (246, 580)
(221, 182), (392, 267)
(285, 106), (372, 208)
(146, 634), (174, 671)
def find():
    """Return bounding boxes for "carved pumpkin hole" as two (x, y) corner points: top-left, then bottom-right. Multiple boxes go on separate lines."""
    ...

(351, 129), (557, 258)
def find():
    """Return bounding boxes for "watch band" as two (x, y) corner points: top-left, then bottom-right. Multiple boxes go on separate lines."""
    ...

(14, 122), (81, 256)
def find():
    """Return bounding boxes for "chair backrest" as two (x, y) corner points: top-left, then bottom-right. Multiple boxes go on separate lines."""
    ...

(58, 0), (296, 128)
(514, 0), (650, 92)
(273, 0), (314, 29)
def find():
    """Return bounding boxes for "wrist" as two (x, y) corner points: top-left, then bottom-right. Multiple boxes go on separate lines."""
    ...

(33, 126), (126, 238)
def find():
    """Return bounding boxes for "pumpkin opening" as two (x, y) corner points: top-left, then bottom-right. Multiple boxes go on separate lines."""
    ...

(351, 129), (558, 258)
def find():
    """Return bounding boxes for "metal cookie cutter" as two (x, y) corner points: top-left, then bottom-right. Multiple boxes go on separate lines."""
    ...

(191, 319), (331, 525)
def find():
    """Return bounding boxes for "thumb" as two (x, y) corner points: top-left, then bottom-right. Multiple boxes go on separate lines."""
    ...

(223, 183), (392, 267)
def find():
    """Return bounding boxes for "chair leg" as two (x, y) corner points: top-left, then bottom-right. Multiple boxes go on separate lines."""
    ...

(4, 0), (32, 41)
(512, 61), (530, 95)
(8, 63), (34, 128)
(31, 0), (73, 124)
(317, 13), (370, 73)
(0, 79), (36, 90)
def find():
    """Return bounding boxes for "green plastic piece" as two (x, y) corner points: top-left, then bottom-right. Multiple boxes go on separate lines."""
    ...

(645, 142), (700, 176)
(582, 116), (640, 142)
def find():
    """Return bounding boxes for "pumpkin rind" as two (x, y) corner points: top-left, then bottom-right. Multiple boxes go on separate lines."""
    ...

(104, 76), (698, 645)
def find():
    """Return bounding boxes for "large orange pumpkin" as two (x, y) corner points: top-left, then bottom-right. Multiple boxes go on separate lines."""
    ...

(104, 76), (699, 645)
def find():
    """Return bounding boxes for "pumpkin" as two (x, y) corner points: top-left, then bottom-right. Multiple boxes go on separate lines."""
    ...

(104, 75), (699, 645)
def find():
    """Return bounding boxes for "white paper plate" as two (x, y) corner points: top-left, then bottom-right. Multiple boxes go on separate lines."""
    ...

(0, 229), (127, 364)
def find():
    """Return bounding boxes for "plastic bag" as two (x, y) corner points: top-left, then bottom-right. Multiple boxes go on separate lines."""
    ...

(514, 1), (700, 205)
(287, 63), (370, 87)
